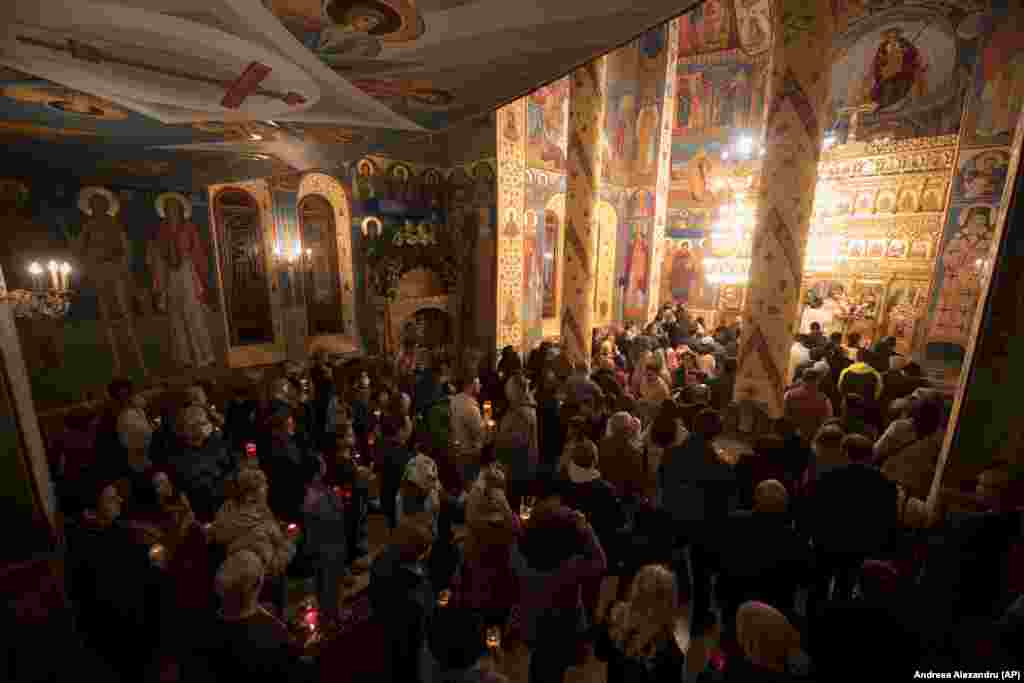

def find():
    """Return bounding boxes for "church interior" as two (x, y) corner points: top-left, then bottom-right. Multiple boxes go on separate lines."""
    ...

(2, 0), (1024, 680)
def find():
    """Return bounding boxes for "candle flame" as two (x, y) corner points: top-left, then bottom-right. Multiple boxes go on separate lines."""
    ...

(28, 262), (42, 275)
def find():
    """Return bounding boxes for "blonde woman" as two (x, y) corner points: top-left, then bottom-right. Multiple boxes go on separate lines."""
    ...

(595, 564), (686, 683)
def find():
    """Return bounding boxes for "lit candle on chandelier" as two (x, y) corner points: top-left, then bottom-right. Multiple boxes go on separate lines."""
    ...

(47, 261), (59, 291)
(27, 262), (43, 291)
(59, 262), (72, 291)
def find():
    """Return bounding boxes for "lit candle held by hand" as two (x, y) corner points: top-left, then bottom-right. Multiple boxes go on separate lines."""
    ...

(482, 401), (493, 422)
(149, 543), (167, 568)
(437, 589), (451, 607)
(486, 626), (501, 650)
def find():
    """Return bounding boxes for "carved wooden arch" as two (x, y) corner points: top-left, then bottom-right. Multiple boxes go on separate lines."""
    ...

(208, 179), (284, 366)
(297, 172), (359, 351)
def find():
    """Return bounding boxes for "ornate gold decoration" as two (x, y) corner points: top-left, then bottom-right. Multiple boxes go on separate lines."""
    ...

(818, 148), (956, 180)
(0, 121), (100, 139)
(1, 85), (128, 120)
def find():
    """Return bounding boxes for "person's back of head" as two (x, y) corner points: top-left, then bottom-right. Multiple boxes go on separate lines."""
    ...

(753, 479), (789, 514)
(215, 550), (264, 618)
(380, 413), (405, 442)
(569, 439), (599, 469)
(723, 356), (738, 374)
(390, 518), (435, 564)
(813, 424), (845, 465)
(107, 378), (134, 404)
(692, 408), (723, 441)
(841, 433), (875, 465)
(847, 332), (862, 348)
(430, 608), (487, 673)
(829, 332), (843, 346)
(904, 361), (923, 378)
(649, 405), (682, 449)
(909, 394), (943, 438)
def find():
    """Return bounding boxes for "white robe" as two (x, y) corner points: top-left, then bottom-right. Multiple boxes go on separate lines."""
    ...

(167, 256), (214, 367)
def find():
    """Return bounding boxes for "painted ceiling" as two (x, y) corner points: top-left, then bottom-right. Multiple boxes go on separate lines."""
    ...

(0, 0), (698, 187)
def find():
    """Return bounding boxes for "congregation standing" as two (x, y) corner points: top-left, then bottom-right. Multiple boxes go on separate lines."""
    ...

(35, 302), (1024, 683)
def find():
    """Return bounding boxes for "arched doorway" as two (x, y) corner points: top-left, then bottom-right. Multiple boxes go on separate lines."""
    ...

(297, 172), (357, 353)
(298, 194), (344, 335)
(212, 187), (274, 347)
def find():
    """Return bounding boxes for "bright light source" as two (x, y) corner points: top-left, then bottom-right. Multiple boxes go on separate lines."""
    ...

(28, 262), (42, 275)
(737, 136), (754, 156)
(250, 134), (263, 141)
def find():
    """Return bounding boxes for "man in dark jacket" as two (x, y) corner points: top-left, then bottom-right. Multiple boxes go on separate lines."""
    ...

(370, 519), (437, 683)
(204, 549), (316, 682)
(806, 434), (898, 613)
(559, 439), (625, 622)
(376, 414), (413, 529)
(65, 472), (159, 681)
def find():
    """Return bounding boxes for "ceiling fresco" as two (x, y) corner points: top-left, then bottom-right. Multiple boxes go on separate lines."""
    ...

(0, 0), (698, 185)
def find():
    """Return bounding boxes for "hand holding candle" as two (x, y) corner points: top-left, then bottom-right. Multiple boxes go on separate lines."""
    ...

(149, 543), (167, 569)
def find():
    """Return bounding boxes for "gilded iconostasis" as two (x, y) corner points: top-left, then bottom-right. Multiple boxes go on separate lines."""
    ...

(652, 0), (1024, 385)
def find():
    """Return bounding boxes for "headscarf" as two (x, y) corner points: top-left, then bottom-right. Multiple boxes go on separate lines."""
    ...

(208, 468), (290, 576)
(735, 601), (801, 673)
(403, 454), (441, 508)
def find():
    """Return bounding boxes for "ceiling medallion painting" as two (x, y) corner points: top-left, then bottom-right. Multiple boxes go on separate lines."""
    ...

(265, 0), (425, 73)
(1, 84), (128, 120)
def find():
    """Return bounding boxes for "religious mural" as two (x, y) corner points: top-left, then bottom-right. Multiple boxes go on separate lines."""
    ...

(265, 0), (425, 71)
(826, 4), (983, 143)
(951, 147), (1010, 203)
(962, 0), (1024, 147)
(677, 0), (736, 56)
(603, 29), (670, 188)
(526, 78), (570, 173)
(925, 204), (995, 365)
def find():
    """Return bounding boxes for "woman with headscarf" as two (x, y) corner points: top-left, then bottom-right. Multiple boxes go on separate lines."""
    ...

(397, 453), (463, 590)
(208, 467), (295, 618)
(495, 373), (539, 512)
(595, 564), (686, 683)
(453, 463), (522, 630)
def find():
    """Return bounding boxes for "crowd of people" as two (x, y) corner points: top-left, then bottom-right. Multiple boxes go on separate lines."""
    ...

(35, 302), (1024, 682)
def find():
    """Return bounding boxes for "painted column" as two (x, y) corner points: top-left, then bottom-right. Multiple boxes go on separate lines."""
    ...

(646, 19), (680, 323)
(734, 1), (836, 418)
(561, 57), (609, 366)
(0, 261), (57, 556)
(496, 100), (527, 353)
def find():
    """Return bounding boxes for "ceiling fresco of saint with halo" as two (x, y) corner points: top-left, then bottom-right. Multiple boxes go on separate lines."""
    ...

(0, 0), (698, 185)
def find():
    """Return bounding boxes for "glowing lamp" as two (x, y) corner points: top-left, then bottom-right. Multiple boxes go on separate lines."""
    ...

(437, 589), (451, 608)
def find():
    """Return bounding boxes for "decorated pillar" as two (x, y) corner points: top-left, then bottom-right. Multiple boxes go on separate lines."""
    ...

(496, 100), (527, 354)
(0, 262), (57, 556)
(560, 58), (609, 366)
(734, 1), (836, 418)
(645, 19), (680, 323)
